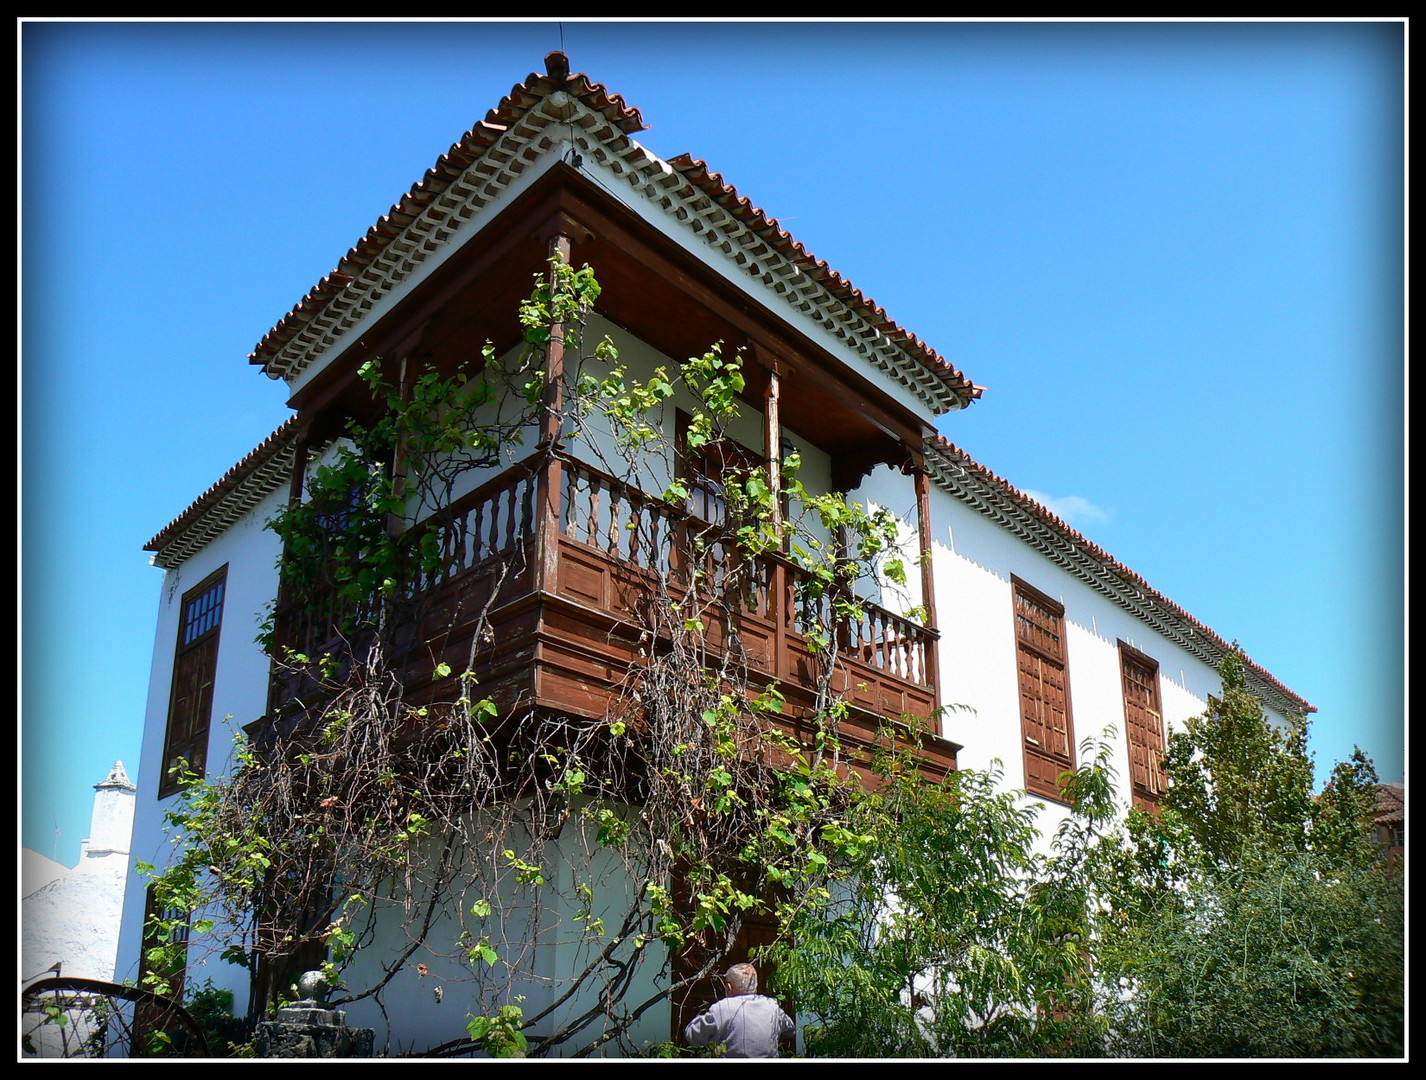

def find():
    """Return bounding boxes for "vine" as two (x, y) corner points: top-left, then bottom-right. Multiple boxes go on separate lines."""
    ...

(142, 253), (920, 1056)
(137, 256), (1399, 1059)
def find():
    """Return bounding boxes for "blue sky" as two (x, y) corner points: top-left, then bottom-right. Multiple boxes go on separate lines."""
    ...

(21, 20), (1404, 866)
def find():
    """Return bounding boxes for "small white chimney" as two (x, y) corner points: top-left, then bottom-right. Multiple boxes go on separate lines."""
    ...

(83, 761), (137, 862)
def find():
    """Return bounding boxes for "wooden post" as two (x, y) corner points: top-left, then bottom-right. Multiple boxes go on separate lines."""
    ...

(270, 424), (313, 717)
(280, 426), (312, 617)
(534, 231), (572, 597)
(372, 323), (428, 540)
(538, 233), (571, 451)
(385, 353), (414, 540)
(912, 450), (942, 716)
(762, 366), (788, 681)
(762, 367), (783, 534)
(287, 425), (311, 507)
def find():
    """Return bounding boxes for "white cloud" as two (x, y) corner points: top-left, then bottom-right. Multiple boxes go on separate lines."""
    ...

(1021, 490), (1111, 529)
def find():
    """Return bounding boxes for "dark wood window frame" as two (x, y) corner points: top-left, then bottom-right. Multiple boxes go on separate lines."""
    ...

(1012, 575), (1076, 803)
(135, 884), (194, 1048)
(1118, 641), (1168, 812)
(674, 410), (766, 527)
(159, 566), (227, 798)
(140, 884), (191, 993)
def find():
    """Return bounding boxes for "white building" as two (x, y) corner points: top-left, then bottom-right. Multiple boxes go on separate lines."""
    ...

(116, 53), (1311, 1055)
(23, 761), (137, 985)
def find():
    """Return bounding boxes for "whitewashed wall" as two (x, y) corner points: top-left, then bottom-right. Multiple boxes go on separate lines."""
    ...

(558, 314), (837, 547)
(857, 466), (1293, 850)
(23, 767), (136, 984)
(115, 485), (288, 1017)
(335, 812), (672, 1057)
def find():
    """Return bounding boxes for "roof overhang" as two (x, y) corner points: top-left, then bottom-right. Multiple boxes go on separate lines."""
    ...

(251, 55), (980, 428)
(286, 161), (942, 466)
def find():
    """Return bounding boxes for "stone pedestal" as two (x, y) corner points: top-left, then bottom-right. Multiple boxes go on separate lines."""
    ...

(255, 984), (374, 1058)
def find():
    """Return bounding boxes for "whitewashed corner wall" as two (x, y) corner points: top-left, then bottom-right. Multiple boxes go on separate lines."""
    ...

(335, 814), (671, 1057)
(116, 485), (288, 1016)
(851, 470), (1281, 853)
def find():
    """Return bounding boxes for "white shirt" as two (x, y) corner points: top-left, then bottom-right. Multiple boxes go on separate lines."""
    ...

(684, 993), (795, 1058)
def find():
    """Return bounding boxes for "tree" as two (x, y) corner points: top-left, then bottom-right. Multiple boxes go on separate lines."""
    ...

(1095, 652), (1404, 1058)
(764, 734), (1121, 1058)
(761, 650), (1403, 1060)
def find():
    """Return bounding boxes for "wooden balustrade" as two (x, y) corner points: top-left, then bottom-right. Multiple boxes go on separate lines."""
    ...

(554, 454), (936, 691)
(268, 460), (540, 663)
(408, 460), (539, 594)
(267, 453), (940, 726)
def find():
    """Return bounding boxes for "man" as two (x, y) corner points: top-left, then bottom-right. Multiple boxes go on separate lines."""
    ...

(684, 963), (795, 1058)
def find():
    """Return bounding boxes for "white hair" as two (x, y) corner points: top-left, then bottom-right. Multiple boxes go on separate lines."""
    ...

(726, 963), (758, 995)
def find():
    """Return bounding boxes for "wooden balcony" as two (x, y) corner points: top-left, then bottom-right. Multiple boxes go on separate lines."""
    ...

(265, 453), (955, 777)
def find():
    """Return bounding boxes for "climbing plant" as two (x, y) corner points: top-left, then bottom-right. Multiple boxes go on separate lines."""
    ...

(141, 253), (922, 1057)
(140, 259), (1401, 1059)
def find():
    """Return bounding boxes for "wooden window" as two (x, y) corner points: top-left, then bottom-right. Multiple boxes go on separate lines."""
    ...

(1119, 643), (1168, 812)
(677, 412), (761, 529)
(135, 885), (193, 1048)
(159, 567), (227, 798)
(140, 885), (190, 996)
(1013, 577), (1075, 801)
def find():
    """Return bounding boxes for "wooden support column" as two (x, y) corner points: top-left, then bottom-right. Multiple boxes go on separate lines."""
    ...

(534, 231), (573, 597)
(911, 449), (942, 716)
(762, 367), (783, 533)
(287, 425), (312, 507)
(385, 353), (415, 540)
(280, 424), (313, 607)
(824, 452), (858, 662)
(762, 365), (788, 681)
(538, 232), (571, 451)
(269, 423), (314, 716)
(366, 322), (429, 540)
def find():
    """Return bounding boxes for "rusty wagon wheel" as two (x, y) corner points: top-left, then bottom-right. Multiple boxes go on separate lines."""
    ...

(21, 976), (211, 1059)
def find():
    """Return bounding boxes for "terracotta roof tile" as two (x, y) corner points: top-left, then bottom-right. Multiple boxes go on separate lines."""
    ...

(1376, 782), (1404, 823)
(144, 415), (302, 559)
(668, 154), (981, 408)
(247, 53), (646, 373)
(246, 55), (980, 413)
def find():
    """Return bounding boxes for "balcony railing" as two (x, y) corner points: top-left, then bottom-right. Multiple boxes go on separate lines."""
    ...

(266, 458), (540, 687)
(555, 454), (935, 690)
(410, 459), (539, 595)
(268, 452), (937, 713)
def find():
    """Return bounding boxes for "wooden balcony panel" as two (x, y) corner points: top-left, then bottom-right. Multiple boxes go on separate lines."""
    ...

(551, 456), (941, 725)
(266, 455), (953, 774)
(529, 594), (642, 719)
(399, 590), (543, 716)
